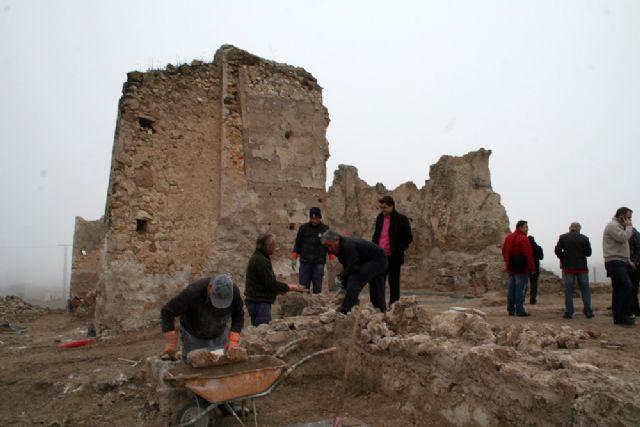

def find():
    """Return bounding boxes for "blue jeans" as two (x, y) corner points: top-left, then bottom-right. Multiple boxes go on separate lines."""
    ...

(506, 273), (528, 315)
(180, 327), (228, 363)
(563, 272), (592, 317)
(605, 260), (634, 322)
(299, 262), (325, 294)
(245, 301), (272, 326)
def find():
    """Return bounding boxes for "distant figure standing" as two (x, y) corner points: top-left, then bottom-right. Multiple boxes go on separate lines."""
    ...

(502, 220), (535, 316)
(628, 227), (640, 316)
(527, 235), (544, 304)
(291, 207), (332, 294)
(372, 195), (413, 306)
(554, 222), (594, 319)
(603, 207), (634, 326)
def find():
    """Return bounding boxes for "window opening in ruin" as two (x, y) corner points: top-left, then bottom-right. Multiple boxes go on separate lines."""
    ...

(284, 130), (292, 139)
(136, 219), (149, 233)
(138, 117), (155, 134)
(289, 223), (295, 230)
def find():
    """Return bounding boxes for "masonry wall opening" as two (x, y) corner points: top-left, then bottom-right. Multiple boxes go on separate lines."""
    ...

(136, 219), (149, 233)
(138, 117), (155, 134)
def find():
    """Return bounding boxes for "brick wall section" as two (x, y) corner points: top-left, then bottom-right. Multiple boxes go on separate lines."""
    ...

(105, 61), (221, 275)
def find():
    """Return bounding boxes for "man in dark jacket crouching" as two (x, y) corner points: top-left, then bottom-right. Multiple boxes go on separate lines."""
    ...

(321, 229), (387, 314)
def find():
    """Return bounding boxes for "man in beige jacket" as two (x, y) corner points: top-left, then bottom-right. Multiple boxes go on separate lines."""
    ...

(603, 207), (634, 326)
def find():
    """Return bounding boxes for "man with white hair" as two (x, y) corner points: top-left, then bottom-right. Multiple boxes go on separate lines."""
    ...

(555, 222), (593, 319)
(245, 233), (306, 326)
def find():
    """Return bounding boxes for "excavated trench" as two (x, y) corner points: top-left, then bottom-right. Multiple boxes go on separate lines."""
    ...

(226, 293), (640, 426)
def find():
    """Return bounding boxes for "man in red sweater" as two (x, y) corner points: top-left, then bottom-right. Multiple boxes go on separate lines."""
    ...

(502, 220), (536, 316)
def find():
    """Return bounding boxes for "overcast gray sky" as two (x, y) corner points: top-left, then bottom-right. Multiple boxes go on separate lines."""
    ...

(1, 0), (639, 293)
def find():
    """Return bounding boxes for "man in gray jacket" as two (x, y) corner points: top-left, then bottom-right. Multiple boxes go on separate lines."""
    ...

(555, 222), (593, 319)
(603, 207), (634, 326)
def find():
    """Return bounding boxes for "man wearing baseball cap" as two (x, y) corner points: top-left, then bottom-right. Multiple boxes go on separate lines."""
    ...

(160, 273), (244, 362)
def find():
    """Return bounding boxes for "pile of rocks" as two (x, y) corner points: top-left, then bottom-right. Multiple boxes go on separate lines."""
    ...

(0, 295), (47, 322)
(237, 294), (640, 426)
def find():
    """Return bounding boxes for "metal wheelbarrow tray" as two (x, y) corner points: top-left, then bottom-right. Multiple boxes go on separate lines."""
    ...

(166, 354), (288, 403)
(165, 347), (335, 426)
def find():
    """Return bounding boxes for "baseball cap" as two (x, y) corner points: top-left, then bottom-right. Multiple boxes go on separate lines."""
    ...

(210, 274), (234, 308)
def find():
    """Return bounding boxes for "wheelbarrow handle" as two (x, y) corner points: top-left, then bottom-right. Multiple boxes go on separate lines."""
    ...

(285, 347), (337, 375)
(249, 347), (337, 400)
(273, 336), (308, 358)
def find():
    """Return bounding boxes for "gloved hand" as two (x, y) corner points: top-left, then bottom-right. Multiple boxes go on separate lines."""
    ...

(162, 330), (178, 360)
(225, 331), (241, 358)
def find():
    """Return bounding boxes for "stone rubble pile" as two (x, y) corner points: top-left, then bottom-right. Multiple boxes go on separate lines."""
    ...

(0, 296), (47, 322)
(239, 294), (640, 426)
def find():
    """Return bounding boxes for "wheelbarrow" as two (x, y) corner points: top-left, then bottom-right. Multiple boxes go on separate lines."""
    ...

(164, 343), (336, 427)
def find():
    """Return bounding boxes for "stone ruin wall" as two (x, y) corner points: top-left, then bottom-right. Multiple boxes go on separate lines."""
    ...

(71, 46), (511, 332)
(69, 216), (107, 307)
(73, 46), (329, 331)
(327, 148), (510, 294)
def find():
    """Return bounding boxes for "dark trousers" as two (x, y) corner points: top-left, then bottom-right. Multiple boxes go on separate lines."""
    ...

(528, 274), (539, 304)
(384, 258), (402, 306)
(299, 262), (325, 294)
(340, 257), (388, 314)
(605, 260), (634, 322)
(245, 301), (272, 327)
(629, 266), (640, 316)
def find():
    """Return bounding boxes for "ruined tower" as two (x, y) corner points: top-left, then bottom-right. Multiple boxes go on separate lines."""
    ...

(71, 46), (330, 331)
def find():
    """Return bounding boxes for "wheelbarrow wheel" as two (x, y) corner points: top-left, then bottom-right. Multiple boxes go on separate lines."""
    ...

(172, 400), (215, 427)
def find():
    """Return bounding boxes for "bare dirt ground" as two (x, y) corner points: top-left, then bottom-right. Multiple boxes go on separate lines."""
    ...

(0, 283), (638, 427)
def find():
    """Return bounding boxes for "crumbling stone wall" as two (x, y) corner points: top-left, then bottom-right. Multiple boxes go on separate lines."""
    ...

(327, 149), (510, 293)
(70, 216), (107, 305)
(89, 46), (329, 331)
